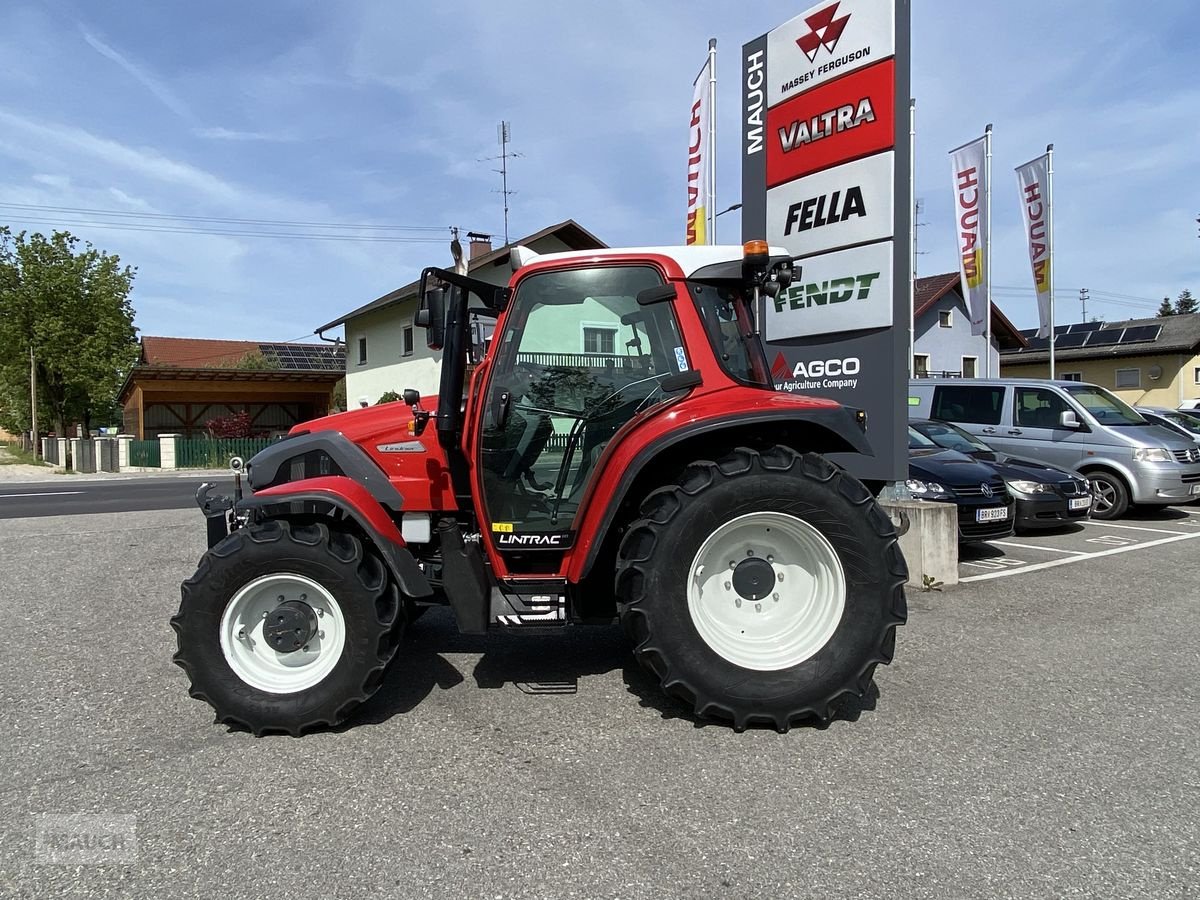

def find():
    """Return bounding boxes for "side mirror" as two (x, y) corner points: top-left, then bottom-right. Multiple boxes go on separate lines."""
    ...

(423, 287), (446, 351)
(1060, 410), (1081, 429)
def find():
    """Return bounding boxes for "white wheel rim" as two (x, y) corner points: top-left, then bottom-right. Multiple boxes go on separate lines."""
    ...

(219, 573), (347, 694)
(687, 512), (846, 671)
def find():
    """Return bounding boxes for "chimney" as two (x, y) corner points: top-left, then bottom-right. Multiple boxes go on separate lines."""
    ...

(467, 231), (493, 260)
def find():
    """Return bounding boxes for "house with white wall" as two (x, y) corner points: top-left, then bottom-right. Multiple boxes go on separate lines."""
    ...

(912, 272), (1026, 377)
(315, 220), (607, 404)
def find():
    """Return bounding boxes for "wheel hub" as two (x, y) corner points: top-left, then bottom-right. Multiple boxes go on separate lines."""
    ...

(262, 599), (319, 653)
(731, 556), (775, 601)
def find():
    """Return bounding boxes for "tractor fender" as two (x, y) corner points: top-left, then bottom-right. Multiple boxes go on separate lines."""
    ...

(571, 406), (873, 583)
(245, 431), (405, 511)
(239, 476), (432, 599)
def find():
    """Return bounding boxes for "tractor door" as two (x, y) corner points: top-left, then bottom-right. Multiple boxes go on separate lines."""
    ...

(474, 264), (688, 565)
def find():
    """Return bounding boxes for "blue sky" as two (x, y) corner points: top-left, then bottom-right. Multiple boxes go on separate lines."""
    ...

(0, 0), (1196, 341)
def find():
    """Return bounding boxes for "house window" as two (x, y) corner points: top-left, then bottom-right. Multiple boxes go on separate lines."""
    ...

(913, 354), (930, 377)
(1193, 366), (1200, 385)
(582, 326), (617, 355)
(1061, 372), (1083, 382)
(961, 356), (977, 378)
(1114, 368), (1140, 389)
(357, 337), (367, 365)
(402, 326), (414, 357)
(938, 310), (952, 328)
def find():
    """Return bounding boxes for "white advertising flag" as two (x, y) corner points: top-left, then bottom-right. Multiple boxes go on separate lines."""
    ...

(949, 135), (989, 336)
(686, 54), (711, 245)
(1016, 153), (1053, 339)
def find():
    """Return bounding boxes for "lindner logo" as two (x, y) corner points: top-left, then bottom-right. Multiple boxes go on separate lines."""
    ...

(796, 2), (851, 62)
(980, 483), (994, 498)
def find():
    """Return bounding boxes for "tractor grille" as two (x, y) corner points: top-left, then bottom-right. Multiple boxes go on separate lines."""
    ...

(952, 479), (1007, 498)
(1172, 448), (1200, 463)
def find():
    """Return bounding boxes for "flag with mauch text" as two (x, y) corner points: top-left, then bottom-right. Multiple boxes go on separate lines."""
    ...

(949, 136), (989, 336)
(686, 55), (711, 245)
(1015, 154), (1052, 338)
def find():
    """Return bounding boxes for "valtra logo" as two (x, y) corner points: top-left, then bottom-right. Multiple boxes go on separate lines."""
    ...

(796, 3), (851, 62)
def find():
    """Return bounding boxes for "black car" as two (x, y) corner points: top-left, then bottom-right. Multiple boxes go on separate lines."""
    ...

(911, 419), (1093, 532)
(907, 427), (1015, 542)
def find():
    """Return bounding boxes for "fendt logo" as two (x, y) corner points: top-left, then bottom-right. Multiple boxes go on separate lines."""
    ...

(773, 271), (881, 312)
(796, 2), (851, 62)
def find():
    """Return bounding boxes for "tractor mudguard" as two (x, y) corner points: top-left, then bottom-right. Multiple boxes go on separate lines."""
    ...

(238, 476), (433, 599)
(572, 404), (873, 583)
(245, 431), (405, 511)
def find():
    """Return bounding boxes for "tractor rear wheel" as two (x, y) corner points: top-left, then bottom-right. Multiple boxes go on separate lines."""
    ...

(615, 446), (907, 731)
(171, 520), (403, 736)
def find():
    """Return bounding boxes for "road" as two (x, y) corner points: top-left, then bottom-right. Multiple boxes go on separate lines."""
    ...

(0, 475), (233, 519)
(1, 508), (1197, 899)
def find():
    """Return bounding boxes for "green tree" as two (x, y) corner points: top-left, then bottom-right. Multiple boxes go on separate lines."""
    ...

(1157, 296), (1176, 317)
(1176, 289), (1197, 315)
(0, 228), (139, 435)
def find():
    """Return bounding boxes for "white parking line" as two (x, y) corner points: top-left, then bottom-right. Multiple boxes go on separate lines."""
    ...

(0, 491), (85, 498)
(989, 540), (1088, 556)
(961, 531), (1200, 582)
(1082, 521), (1191, 536)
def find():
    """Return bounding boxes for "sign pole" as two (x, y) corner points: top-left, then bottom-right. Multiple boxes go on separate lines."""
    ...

(984, 123), (993, 377)
(708, 38), (717, 245)
(1047, 143), (1056, 380)
(30, 344), (38, 457)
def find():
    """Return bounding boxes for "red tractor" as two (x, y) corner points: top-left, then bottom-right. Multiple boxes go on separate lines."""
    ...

(172, 241), (906, 734)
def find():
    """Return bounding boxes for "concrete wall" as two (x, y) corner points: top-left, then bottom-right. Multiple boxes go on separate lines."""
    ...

(1002, 350), (1199, 408)
(913, 288), (1000, 377)
(342, 233), (585, 405)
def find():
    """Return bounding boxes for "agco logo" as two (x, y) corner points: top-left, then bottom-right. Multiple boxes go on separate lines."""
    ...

(772, 271), (881, 312)
(772, 353), (861, 381)
(796, 2), (851, 62)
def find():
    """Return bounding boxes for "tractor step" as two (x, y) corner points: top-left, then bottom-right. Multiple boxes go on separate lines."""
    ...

(491, 589), (567, 627)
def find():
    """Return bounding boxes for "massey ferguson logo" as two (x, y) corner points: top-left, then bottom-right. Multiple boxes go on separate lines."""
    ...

(796, 2), (851, 62)
(784, 186), (866, 235)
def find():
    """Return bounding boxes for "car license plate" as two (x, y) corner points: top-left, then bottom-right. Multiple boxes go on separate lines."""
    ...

(1190, 484), (1200, 496)
(976, 507), (1009, 522)
(1069, 496), (1092, 510)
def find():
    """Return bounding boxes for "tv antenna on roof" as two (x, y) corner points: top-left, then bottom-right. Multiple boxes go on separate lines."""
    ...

(481, 122), (521, 246)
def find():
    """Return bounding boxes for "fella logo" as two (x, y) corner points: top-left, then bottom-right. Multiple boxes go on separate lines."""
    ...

(796, 3), (851, 62)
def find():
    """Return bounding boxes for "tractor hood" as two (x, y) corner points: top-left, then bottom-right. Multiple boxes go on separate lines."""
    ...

(291, 400), (423, 444)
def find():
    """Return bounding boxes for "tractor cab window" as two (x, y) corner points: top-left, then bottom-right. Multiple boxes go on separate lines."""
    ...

(479, 265), (687, 538)
(690, 283), (772, 388)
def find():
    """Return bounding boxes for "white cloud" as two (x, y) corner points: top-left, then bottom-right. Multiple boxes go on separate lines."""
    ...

(80, 28), (194, 122)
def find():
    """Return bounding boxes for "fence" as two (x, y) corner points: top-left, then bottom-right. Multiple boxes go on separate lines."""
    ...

(129, 440), (160, 467)
(176, 438), (274, 469)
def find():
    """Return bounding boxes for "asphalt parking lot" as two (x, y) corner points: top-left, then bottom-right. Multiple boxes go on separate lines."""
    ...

(2, 509), (1197, 899)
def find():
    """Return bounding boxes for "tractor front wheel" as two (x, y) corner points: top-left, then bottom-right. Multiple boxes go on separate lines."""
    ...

(615, 446), (907, 731)
(171, 520), (403, 736)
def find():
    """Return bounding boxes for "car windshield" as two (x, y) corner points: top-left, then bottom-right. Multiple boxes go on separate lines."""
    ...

(908, 426), (938, 449)
(1164, 411), (1200, 434)
(918, 421), (992, 453)
(1064, 385), (1145, 426)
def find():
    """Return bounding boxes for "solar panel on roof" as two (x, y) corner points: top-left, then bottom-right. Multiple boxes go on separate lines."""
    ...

(1118, 325), (1162, 344)
(1085, 329), (1122, 346)
(1024, 337), (1050, 351)
(1018, 328), (1039, 339)
(1054, 324), (1071, 336)
(257, 343), (345, 371)
(1067, 321), (1103, 333)
(1055, 333), (1088, 348)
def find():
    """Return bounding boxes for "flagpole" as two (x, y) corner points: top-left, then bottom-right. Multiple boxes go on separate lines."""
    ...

(984, 123), (993, 377)
(708, 38), (717, 245)
(1046, 143), (1055, 380)
(908, 99), (916, 379)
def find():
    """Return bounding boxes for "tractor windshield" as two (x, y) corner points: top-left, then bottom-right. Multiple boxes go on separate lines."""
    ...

(690, 283), (773, 389)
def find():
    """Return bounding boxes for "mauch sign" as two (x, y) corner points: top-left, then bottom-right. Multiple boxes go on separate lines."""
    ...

(743, 0), (910, 483)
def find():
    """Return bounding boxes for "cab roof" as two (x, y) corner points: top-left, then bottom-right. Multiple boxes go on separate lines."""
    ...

(514, 244), (790, 277)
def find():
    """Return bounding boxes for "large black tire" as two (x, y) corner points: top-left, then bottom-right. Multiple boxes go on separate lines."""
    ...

(1085, 470), (1129, 520)
(171, 520), (403, 736)
(615, 446), (907, 731)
